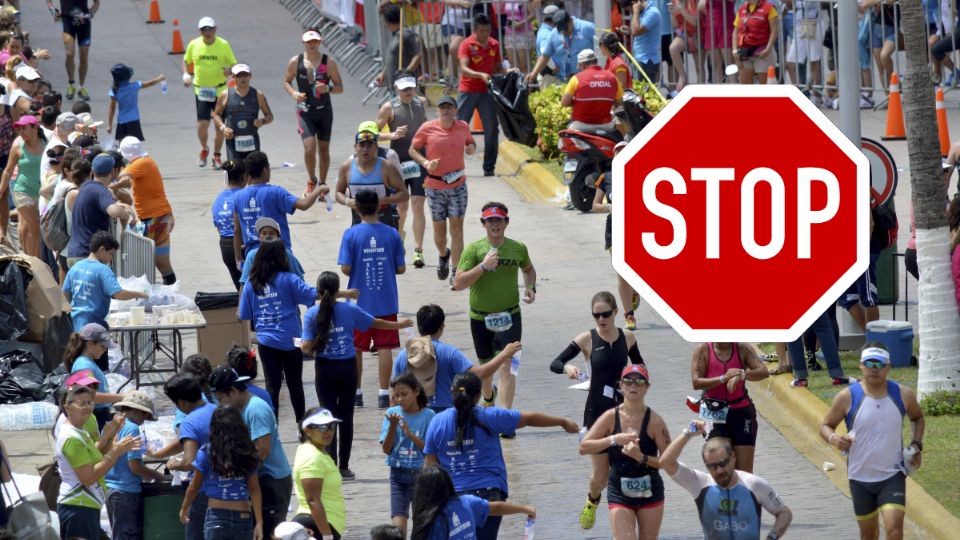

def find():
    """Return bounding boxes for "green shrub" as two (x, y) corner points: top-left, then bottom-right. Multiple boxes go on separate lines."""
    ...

(631, 80), (668, 115)
(921, 391), (960, 416)
(529, 84), (569, 160)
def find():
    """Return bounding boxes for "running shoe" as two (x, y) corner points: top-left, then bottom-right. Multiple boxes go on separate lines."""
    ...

(437, 248), (451, 280)
(579, 499), (598, 529)
(833, 376), (857, 386)
(66, 84), (76, 100)
(197, 147), (209, 167)
(378, 394), (390, 409)
(625, 311), (637, 331)
(211, 153), (222, 170)
(790, 378), (808, 388)
(413, 248), (425, 268)
(631, 292), (640, 311)
(482, 386), (497, 408)
(354, 392), (363, 408)
(483, 168), (495, 177)
(859, 94), (875, 110)
(77, 87), (90, 101)
(306, 177), (319, 193)
(339, 468), (356, 481)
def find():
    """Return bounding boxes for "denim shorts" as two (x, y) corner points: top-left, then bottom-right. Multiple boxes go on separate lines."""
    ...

(871, 23), (897, 48)
(390, 467), (421, 518)
(204, 508), (254, 540)
(107, 490), (143, 540)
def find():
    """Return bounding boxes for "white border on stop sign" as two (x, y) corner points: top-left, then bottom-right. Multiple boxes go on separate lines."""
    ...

(610, 84), (870, 344)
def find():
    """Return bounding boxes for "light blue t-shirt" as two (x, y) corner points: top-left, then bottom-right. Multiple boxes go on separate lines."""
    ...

(393, 340), (475, 410)
(70, 356), (110, 411)
(337, 222), (405, 317)
(424, 406), (521, 495)
(379, 406), (435, 469)
(426, 495), (490, 540)
(657, 0), (673, 35)
(109, 81), (143, 124)
(632, 5), (662, 64)
(232, 183), (299, 250)
(62, 258), (122, 331)
(239, 246), (305, 285)
(105, 421), (144, 493)
(242, 395), (291, 479)
(211, 187), (241, 238)
(193, 444), (251, 501)
(239, 271), (316, 351)
(540, 17), (596, 80)
(302, 301), (374, 360)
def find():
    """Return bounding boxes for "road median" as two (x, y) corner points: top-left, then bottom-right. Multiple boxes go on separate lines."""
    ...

(496, 141), (566, 205)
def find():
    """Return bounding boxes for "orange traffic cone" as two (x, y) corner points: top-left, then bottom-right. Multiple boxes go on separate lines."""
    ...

(471, 109), (483, 134)
(882, 73), (906, 141)
(168, 19), (184, 55)
(147, 0), (164, 24)
(937, 87), (951, 156)
(766, 65), (777, 84)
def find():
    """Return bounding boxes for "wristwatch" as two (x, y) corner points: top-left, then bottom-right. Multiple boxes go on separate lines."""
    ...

(766, 533), (779, 540)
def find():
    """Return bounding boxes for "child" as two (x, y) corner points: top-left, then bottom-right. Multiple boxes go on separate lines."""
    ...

(105, 390), (164, 540)
(238, 217), (305, 286)
(226, 345), (274, 409)
(379, 373), (435, 536)
(173, 354), (217, 430)
(107, 63), (164, 142)
(180, 406), (263, 540)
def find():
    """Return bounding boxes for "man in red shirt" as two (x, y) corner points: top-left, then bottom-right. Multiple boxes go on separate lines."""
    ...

(561, 49), (623, 134)
(457, 13), (503, 177)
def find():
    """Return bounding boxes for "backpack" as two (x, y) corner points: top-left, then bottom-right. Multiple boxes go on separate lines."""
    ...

(40, 187), (75, 252)
(872, 202), (898, 252)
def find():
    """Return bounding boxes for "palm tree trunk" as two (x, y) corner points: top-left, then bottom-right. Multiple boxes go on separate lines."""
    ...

(900, 1), (960, 396)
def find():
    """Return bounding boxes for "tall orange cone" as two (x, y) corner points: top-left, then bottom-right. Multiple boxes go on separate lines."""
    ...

(882, 73), (906, 141)
(937, 87), (951, 156)
(471, 109), (483, 134)
(147, 0), (164, 24)
(168, 19), (184, 55)
(766, 65), (777, 84)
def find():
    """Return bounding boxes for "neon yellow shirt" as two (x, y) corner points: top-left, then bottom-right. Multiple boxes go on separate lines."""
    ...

(183, 36), (237, 95)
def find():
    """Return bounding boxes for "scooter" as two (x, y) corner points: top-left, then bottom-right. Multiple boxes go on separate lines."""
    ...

(558, 90), (654, 212)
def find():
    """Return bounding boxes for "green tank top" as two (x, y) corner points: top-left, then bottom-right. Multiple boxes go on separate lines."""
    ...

(14, 140), (42, 197)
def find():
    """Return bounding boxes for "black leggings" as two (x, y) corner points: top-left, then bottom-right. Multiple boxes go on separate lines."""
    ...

(219, 236), (242, 290)
(259, 343), (305, 422)
(315, 358), (357, 470)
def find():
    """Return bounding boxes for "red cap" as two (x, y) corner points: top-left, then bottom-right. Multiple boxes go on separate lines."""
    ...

(481, 206), (508, 220)
(621, 364), (649, 381)
(66, 370), (100, 389)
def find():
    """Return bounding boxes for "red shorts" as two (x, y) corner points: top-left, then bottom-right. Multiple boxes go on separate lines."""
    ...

(354, 313), (400, 352)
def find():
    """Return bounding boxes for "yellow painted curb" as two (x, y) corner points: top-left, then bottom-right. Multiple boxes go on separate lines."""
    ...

(496, 141), (566, 204)
(749, 374), (960, 539)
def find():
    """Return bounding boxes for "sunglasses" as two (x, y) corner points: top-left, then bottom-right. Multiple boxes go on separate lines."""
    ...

(621, 377), (647, 387)
(704, 456), (731, 470)
(861, 359), (886, 369)
(592, 309), (614, 320)
(308, 424), (335, 432)
(235, 73), (251, 78)
(483, 217), (505, 224)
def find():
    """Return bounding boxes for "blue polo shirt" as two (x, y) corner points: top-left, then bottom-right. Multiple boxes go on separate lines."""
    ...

(539, 17), (596, 80)
(632, 5), (662, 64)
(393, 339), (474, 410)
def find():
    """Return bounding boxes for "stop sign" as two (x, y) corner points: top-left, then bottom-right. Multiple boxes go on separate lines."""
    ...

(611, 85), (870, 343)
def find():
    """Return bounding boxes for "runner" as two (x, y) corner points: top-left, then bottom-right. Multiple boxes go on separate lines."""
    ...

(820, 343), (924, 540)
(47, 0), (99, 101)
(408, 95), (476, 283)
(376, 71), (428, 267)
(579, 365), (669, 539)
(551, 291), (645, 529)
(283, 28), (344, 191)
(333, 126), (408, 228)
(453, 202), (536, 414)
(689, 342), (769, 473)
(659, 420), (793, 540)
(212, 63), (273, 161)
(182, 16), (237, 169)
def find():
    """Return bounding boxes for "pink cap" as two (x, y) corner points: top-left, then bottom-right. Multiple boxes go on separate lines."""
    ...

(65, 370), (100, 389)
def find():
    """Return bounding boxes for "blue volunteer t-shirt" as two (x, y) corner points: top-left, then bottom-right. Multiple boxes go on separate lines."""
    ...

(70, 356), (110, 411)
(424, 406), (521, 495)
(239, 272), (316, 351)
(379, 406), (436, 469)
(211, 187), (241, 238)
(632, 6), (662, 64)
(242, 395), (291, 479)
(247, 384), (273, 410)
(178, 402), (217, 446)
(239, 246), (305, 285)
(337, 222), (405, 317)
(427, 495), (490, 540)
(232, 183), (299, 250)
(302, 301), (374, 360)
(62, 258), (122, 331)
(109, 81), (143, 124)
(393, 340), (475, 410)
(105, 421), (144, 493)
(540, 18), (597, 80)
(66, 181), (118, 258)
(193, 444), (251, 501)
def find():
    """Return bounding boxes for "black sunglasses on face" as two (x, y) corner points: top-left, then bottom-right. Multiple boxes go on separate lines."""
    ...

(592, 309), (614, 320)
(704, 456), (731, 470)
(620, 377), (647, 387)
(308, 424), (335, 432)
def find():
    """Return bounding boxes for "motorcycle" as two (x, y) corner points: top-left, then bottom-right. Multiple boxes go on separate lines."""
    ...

(558, 90), (655, 212)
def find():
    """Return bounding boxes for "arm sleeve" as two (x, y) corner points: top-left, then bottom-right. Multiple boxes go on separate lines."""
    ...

(62, 437), (98, 469)
(488, 408), (522, 434)
(298, 452), (328, 480)
(411, 124), (428, 151)
(392, 351), (407, 378)
(456, 242), (478, 272)
(628, 343), (644, 365)
(192, 447), (208, 474)
(540, 33), (556, 57)
(393, 232), (406, 269)
(550, 342), (581, 373)
(126, 425), (143, 461)
(98, 188), (116, 211)
(668, 462), (713, 498)
(423, 419), (440, 456)
(457, 38), (470, 59)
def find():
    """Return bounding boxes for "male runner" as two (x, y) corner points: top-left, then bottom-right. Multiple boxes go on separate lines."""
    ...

(47, 0), (99, 100)
(182, 16), (237, 169)
(212, 63), (273, 161)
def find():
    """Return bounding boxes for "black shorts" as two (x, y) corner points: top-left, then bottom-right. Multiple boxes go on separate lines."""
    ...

(706, 403), (758, 447)
(62, 18), (92, 47)
(225, 133), (260, 161)
(297, 106), (333, 142)
(470, 310), (522, 361)
(406, 170), (426, 197)
(350, 205), (398, 229)
(584, 392), (618, 429)
(195, 95), (217, 121)
(115, 120), (144, 142)
(850, 473), (906, 520)
(661, 34), (672, 66)
(607, 470), (665, 509)
(605, 213), (612, 250)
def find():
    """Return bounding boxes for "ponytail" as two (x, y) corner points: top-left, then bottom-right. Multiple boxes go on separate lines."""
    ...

(310, 271), (340, 355)
(451, 372), (483, 448)
(411, 466), (457, 540)
(62, 333), (85, 372)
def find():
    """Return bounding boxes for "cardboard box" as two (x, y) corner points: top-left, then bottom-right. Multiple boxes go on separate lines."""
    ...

(0, 255), (70, 342)
(196, 307), (250, 366)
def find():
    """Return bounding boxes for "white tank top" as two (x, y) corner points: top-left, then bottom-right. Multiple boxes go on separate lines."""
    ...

(847, 393), (905, 482)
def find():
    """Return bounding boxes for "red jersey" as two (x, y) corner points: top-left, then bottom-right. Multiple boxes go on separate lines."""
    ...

(604, 55), (633, 89)
(458, 35), (501, 93)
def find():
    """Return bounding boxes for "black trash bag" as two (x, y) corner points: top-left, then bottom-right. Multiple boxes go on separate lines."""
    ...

(41, 314), (75, 374)
(195, 291), (240, 311)
(0, 259), (30, 343)
(41, 365), (68, 401)
(0, 349), (45, 404)
(489, 72), (538, 147)
(620, 90), (655, 136)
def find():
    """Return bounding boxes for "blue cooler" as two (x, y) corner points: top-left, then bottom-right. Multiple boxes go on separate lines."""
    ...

(865, 321), (914, 367)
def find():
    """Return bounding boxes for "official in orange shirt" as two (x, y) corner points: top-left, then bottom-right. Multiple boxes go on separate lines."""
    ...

(560, 49), (624, 135)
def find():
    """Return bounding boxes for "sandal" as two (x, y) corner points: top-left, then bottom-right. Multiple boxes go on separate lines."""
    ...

(770, 364), (793, 376)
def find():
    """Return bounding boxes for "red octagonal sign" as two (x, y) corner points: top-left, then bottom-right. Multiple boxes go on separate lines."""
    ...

(612, 85), (870, 343)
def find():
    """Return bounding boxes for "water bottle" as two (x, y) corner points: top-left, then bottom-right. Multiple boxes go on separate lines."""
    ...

(523, 518), (535, 540)
(326, 194), (334, 212)
(577, 370), (589, 383)
(578, 426), (587, 442)
(161, 80), (168, 94)
(510, 350), (521, 376)
(903, 445), (918, 475)
(134, 221), (146, 236)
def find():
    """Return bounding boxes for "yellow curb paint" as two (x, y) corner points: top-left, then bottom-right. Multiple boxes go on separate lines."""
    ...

(749, 374), (960, 539)
(497, 141), (566, 204)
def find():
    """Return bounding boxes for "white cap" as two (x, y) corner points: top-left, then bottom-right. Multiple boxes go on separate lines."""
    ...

(302, 30), (322, 42)
(231, 63), (251, 75)
(15, 65), (40, 81)
(300, 408), (341, 429)
(119, 136), (149, 161)
(273, 522), (310, 540)
(198, 16), (216, 29)
(577, 48), (597, 63)
(395, 76), (417, 90)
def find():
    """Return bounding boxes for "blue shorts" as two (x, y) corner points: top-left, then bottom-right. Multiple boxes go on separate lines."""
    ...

(390, 467), (420, 518)
(871, 23), (898, 49)
(442, 24), (470, 38)
(840, 252), (879, 309)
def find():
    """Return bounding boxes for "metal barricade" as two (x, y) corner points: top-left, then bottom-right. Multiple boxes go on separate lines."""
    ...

(112, 219), (156, 284)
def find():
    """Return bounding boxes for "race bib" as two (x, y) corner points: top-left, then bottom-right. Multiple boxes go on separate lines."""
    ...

(401, 160), (421, 180)
(699, 401), (729, 424)
(484, 311), (513, 333)
(198, 86), (218, 102)
(235, 135), (256, 152)
(620, 475), (653, 499)
(441, 169), (465, 184)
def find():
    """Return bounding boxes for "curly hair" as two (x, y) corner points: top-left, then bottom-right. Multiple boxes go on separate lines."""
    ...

(208, 406), (260, 478)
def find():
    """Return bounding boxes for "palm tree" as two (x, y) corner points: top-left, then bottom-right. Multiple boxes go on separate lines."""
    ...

(899, 1), (960, 396)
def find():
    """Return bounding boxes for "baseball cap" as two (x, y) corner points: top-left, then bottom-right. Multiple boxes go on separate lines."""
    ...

(860, 346), (891, 365)
(301, 408), (341, 429)
(79, 322), (117, 349)
(355, 130), (378, 144)
(357, 121), (380, 136)
(577, 48), (598, 63)
(56, 112), (79, 131)
(119, 136), (148, 161)
(12, 115), (38, 128)
(552, 9), (571, 28)
(15, 65), (40, 81)
(114, 390), (157, 421)
(76, 112), (103, 129)
(621, 364), (650, 381)
(231, 63), (251, 76)
(91, 154), (116, 176)
(65, 369), (100, 389)
(198, 16), (216, 29)
(481, 206), (508, 220)
(254, 216), (281, 234)
(437, 95), (458, 108)
(395, 75), (417, 90)
(273, 522), (311, 540)
(543, 4), (559, 20)
(209, 365), (251, 392)
(302, 30), (322, 43)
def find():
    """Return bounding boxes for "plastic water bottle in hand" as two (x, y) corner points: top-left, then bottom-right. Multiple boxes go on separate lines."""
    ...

(902, 445), (918, 475)
(326, 194), (334, 212)
(510, 350), (521, 376)
(161, 80), (168, 94)
(523, 518), (535, 540)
